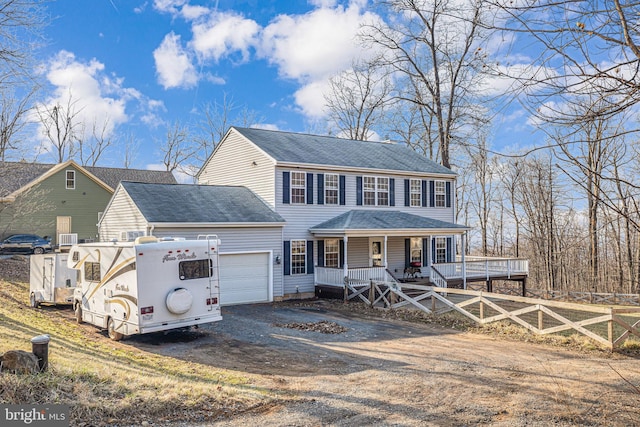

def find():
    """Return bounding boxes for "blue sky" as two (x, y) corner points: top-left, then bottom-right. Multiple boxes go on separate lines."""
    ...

(28, 0), (537, 176)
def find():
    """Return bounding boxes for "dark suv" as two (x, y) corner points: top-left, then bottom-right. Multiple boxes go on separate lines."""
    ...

(0, 234), (52, 254)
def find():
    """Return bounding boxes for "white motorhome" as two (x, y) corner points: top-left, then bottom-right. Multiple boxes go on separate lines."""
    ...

(68, 236), (222, 340)
(29, 253), (77, 308)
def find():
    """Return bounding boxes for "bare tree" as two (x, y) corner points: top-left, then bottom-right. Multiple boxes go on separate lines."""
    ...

(121, 132), (140, 169)
(0, 87), (34, 160)
(362, 0), (491, 168)
(324, 57), (392, 140)
(78, 118), (114, 167)
(160, 121), (196, 173)
(0, 0), (46, 87)
(36, 95), (82, 163)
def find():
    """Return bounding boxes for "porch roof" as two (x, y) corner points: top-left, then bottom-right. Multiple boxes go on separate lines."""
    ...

(309, 210), (469, 237)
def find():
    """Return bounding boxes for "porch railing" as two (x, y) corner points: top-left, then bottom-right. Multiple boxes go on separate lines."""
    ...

(315, 266), (388, 286)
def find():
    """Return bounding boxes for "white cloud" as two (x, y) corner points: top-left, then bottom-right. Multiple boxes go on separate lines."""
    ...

(294, 80), (329, 119)
(153, 0), (186, 14)
(153, 32), (198, 89)
(190, 11), (259, 62)
(259, 3), (379, 82)
(36, 51), (130, 145)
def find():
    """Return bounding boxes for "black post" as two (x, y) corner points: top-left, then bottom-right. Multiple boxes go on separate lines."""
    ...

(31, 334), (50, 372)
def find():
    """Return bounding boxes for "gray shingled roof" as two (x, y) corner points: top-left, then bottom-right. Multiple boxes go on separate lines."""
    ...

(310, 210), (468, 232)
(0, 161), (177, 197)
(0, 162), (53, 197)
(86, 166), (176, 188)
(121, 182), (285, 224)
(233, 127), (455, 175)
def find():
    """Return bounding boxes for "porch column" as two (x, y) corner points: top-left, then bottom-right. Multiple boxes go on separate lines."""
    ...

(383, 235), (388, 268)
(343, 236), (349, 279)
(462, 232), (467, 290)
(427, 235), (432, 279)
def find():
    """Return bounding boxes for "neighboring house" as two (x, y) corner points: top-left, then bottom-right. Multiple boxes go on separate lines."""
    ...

(197, 127), (470, 299)
(0, 160), (176, 244)
(98, 181), (285, 305)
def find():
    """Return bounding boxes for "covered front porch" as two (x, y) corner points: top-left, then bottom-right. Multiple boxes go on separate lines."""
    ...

(309, 210), (528, 295)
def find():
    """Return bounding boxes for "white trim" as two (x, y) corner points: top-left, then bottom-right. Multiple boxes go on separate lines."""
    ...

(310, 228), (469, 237)
(148, 222), (285, 228)
(277, 161), (457, 179)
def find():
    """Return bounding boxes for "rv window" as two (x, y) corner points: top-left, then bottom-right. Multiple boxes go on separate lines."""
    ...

(179, 259), (212, 280)
(72, 251), (79, 262)
(84, 262), (101, 281)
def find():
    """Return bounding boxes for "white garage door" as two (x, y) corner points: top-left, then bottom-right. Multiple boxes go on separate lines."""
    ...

(219, 252), (270, 305)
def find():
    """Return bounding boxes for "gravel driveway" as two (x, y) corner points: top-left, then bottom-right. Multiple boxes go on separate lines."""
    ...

(129, 300), (640, 426)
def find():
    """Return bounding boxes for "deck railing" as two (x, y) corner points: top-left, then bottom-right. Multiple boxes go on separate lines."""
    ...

(435, 258), (528, 280)
(315, 266), (388, 286)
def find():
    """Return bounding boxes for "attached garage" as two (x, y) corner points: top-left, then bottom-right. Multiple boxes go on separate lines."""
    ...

(98, 182), (286, 303)
(219, 252), (271, 305)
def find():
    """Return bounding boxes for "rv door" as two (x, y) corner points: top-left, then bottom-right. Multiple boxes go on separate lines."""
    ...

(42, 256), (55, 301)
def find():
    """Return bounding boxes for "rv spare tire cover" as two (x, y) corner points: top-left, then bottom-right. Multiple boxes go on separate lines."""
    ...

(166, 288), (193, 315)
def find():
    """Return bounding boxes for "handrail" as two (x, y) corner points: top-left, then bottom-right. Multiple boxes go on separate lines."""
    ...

(430, 266), (448, 288)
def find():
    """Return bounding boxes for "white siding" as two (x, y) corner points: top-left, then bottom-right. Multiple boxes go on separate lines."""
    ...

(151, 227), (284, 299)
(98, 187), (148, 242)
(198, 130), (276, 207)
(346, 237), (369, 268)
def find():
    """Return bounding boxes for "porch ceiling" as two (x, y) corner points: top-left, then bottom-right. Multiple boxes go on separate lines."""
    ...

(309, 210), (469, 237)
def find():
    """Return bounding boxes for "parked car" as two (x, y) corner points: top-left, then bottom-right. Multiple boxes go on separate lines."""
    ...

(0, 234), (52, 254)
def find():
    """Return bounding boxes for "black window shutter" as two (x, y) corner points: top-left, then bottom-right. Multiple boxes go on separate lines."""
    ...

(339, 239), (345, 268)
(356, 176), (363, 206)
(306, 240), (314, 274)
(446, 181), (452, 208)
(422, 180), (428, 207)
(431, 238), (436, 263)
(317, 240), (325, 267)
(422, 238), (429, 266)
(404, 238), (410, 268)
(446, 237), (453, 263)
(284, 241), (291, 275)
(389, 178), (395, 206)
(306, 173), (313, 204)
(429, 180), (435, 207)
(404, 179), (410, 207)
(317, 173), (324, 205)
(283, 171), (290, 204)
(339, 175), (346, 205)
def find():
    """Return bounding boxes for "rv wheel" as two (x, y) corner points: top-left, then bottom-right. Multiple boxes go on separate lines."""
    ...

(74, 302), (83, 324)
(107, 318), (124, 341)
(29, 293), (40, 308)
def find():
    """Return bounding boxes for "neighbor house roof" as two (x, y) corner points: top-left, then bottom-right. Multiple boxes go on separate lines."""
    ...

(0, 160), (177, 200)
(232, 127), (456, 176)
(309, 210), (468, 236)
(119, 181), (285, 224)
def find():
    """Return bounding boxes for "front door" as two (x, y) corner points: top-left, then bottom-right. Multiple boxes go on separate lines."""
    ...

(56, 216), (72, 245)
(369, 238), (384, 267)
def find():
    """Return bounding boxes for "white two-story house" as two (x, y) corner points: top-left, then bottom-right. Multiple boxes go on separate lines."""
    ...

(198, 127), (470, 299)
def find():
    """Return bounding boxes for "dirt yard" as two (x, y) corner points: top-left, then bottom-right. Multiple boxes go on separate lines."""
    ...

(2, 256), (640, 426)
(128, 301), (639, 426)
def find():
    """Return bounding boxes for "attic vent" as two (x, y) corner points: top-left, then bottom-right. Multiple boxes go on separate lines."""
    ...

(119, 230), (145, 241)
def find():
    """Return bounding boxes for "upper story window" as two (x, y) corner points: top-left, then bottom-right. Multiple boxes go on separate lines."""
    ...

(324, 174), (339, 205)
(364, 176), (389, 206)
(435, 181), (446, 207)
(291, 172), (306, 204)
(290, 240), (306, 275)
(66, 170), (75, 189)
(410, 179), (421, 207)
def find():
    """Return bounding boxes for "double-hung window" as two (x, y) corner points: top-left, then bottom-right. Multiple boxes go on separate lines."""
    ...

(363, 176), (389, 206)
(435, 181), (446, 207)
(291, 172), (306, 204)
(410, 179), (421, 207)
(324, 174), (339, 205)
(290, 240), (306, 274)
(435, 237), (447, 263)
(66, 170), (76, 189)
(324, 239), (339, 268)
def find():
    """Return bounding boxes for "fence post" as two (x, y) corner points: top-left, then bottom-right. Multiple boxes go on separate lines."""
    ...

(538, 309), (544, 331)
(608, 312), (614, 350)
(343, 276), (349, 304)
(369, 279), (374, 307)
(479, 301), (484, 320)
